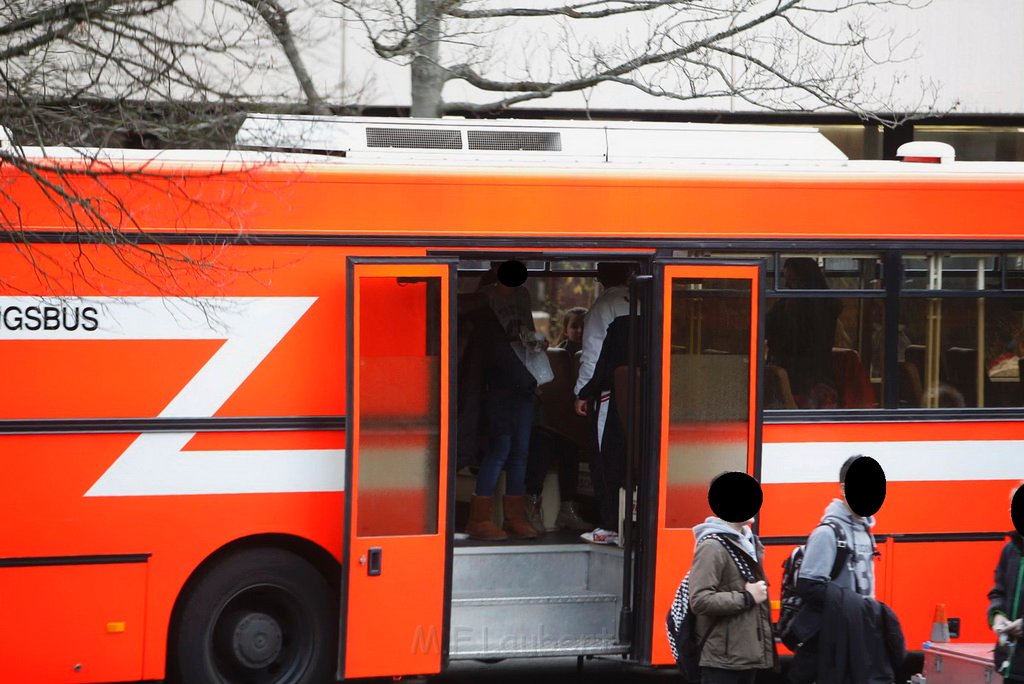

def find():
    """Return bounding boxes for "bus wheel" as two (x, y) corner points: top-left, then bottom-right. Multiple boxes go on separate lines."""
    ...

(172, 548), (335, 684)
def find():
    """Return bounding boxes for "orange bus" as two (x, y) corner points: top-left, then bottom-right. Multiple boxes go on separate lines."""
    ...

(1, 116), (1021, 683)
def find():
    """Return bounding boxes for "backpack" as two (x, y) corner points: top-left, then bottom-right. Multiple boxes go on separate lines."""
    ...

(666, 534), (757, 683)
(775, 518), (849, 650)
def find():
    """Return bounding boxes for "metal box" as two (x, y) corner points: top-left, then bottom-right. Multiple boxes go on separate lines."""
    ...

(916, 642), (998, 684)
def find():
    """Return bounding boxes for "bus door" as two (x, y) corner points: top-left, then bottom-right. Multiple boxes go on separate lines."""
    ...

(642, 260), (764, 665)
(341, 258), (455, 679)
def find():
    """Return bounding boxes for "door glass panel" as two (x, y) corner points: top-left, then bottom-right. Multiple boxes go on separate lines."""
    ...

(666, 277), (751, 528)
(357, 276), (441, 536)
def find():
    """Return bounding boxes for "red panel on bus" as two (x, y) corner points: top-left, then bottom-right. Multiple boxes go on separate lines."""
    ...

(0, 562), (147, 683)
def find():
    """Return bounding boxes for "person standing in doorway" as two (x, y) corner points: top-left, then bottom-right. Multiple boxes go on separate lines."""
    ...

(573, 263), (635, 540)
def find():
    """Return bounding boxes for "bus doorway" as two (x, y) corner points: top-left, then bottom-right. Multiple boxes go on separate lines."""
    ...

(447, 255), (649, 663)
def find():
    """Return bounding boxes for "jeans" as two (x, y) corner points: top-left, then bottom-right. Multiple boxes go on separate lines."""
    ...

(475, 390), (535, 497)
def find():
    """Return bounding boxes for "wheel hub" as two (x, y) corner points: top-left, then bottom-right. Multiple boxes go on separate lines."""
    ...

(232, 612), (283, 669)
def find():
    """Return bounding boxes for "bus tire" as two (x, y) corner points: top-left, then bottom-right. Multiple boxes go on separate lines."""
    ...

(171, 547), (336, 684)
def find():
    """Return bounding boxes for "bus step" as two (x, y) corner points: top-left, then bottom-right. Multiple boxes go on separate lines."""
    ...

(449, 589), (621, 659)
(452, 543), (621, 595)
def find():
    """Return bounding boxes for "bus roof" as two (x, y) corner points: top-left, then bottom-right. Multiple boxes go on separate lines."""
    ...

(11, 115), (1024, 181)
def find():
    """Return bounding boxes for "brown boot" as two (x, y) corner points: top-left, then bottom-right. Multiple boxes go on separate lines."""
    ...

(466, 495), (508, 541)
(502, 495), (539, 539)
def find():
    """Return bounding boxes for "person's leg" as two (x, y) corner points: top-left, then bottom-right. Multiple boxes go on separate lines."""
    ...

(467, 391), (512, 540)
(475, 433), (509, 497)
(524, 426), (552, 497)
(595, 391), (627, 531)
(523, 426), (555, 533)
(549, 431), (591, 531)
(502, 394), (538, 539)
(555, 434), (576, 499)
(503, 394), (535, 497)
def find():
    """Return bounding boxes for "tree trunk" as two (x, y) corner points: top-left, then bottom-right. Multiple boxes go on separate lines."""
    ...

(410, 0), (444, 118)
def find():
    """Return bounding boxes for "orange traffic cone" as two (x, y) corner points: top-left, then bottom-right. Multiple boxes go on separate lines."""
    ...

(930, 603), (950, 642)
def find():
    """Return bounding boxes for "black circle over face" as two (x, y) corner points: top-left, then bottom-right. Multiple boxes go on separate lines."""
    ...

(843, 456), (886, 518)
(1012, 485), (1024, 536)
(497, 260), (528, 287)
(708, 471), (762, 523)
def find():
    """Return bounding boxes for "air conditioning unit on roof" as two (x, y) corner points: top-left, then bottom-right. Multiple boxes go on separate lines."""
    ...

(234, 114), (848, 165)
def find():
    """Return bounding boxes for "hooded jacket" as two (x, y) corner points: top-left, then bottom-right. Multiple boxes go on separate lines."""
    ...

(688, 517), (776, 671)
(799, 498), (877, 597)
(989, 532), (1024, 680)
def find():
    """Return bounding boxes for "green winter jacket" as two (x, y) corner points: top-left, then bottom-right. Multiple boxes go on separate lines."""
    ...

(688, 531), (776, 671)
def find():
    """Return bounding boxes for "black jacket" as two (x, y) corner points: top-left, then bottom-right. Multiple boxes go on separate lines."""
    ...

(456, 296), (536, 468)
(789, 582), (905, 684)
(989, 532), (1024, 680)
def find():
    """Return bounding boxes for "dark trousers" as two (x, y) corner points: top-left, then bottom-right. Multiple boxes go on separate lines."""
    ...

(700, 667), (757, 684)
(590, 391), (626, 530)
(524, 426), (580, 500)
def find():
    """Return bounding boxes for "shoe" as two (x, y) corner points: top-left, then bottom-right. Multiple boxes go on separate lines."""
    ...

(466, 495), (508, 541)
(502, 495), (539, 539)
(555, 500), (593, 531)
(581, 528), (619, 545)
(523, 494), (546, 535)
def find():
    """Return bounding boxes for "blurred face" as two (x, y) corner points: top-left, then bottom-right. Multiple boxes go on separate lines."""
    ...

(566, 316), (584, 344)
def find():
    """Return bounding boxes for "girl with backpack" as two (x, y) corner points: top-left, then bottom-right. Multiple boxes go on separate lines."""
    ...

(688, 514), (777, 684)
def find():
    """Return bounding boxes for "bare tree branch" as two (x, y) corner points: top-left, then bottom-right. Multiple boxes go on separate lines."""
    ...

(339, 0), (939, 119)
(1, 0), (363, 295)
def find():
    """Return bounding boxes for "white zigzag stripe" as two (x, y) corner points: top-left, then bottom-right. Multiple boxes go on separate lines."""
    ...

(0, 296), (344, 497)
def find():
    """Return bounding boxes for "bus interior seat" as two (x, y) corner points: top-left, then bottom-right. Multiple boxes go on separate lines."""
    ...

(1018, 358), (1024, 404)
(944, 346), (978, 406)
(764, 364), (797, 409)
(832, 348), (876, 408)
(903, 344), (926, 406)
(905, 344), (925, 373)
(899, 360), (924, 407)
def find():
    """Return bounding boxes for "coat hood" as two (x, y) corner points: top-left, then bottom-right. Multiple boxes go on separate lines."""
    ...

(693, 516), (758, 559)
(823, 498), (876, 529)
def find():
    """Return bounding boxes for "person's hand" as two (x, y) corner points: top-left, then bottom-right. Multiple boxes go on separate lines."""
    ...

(745, 580), (768, 605)
(574, 399), (588, 416)
(1007, 618), (1024, 639)
(994, 614), (1011, 635)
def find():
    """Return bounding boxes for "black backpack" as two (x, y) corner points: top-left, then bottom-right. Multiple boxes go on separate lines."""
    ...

(775, 518), (849, 650)
(666, 534), (757, 682)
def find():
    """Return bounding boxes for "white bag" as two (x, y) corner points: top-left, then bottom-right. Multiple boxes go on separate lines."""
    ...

(522, 347), (555, 386)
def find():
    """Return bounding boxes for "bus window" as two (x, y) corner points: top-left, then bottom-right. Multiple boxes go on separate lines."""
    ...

(665, 277), (751, 528)
(357, 276), (442, 536)
(900, 254), (1024, 408)
(1008, 254), (1024, 289)
(766, 254), (884, 410)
